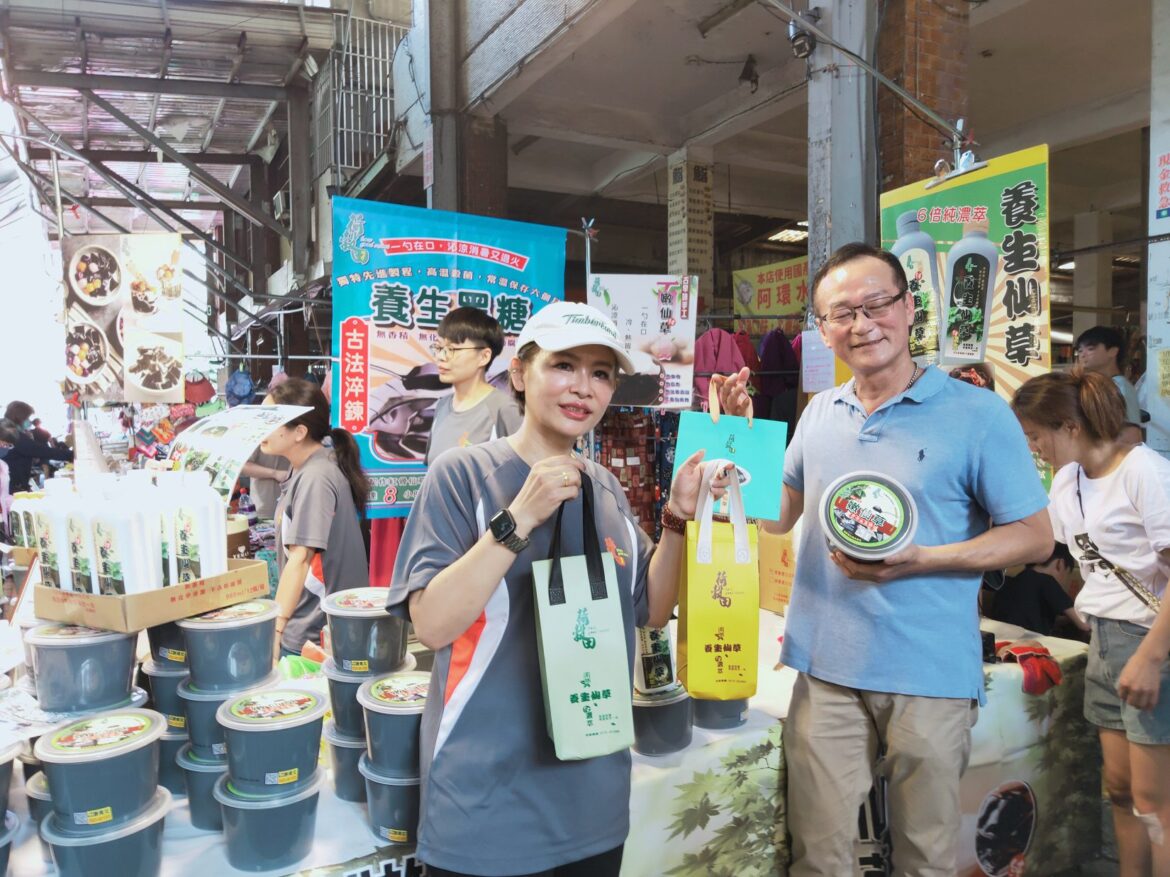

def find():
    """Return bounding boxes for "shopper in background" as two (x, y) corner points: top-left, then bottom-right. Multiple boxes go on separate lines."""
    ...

(1013, 370), (1170, 877)
(718, 243), (1052, 877)
(387, 302), (727, 877)
(240, 448), (291, 520)
(1076, 325), (1143, 444)
(1, 401), (73, 493)
(261, 378), (369, 657)
(985, 542), (1089, 637)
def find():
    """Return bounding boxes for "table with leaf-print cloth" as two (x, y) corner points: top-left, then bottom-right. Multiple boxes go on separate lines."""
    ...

(620, 614), (1101, 877)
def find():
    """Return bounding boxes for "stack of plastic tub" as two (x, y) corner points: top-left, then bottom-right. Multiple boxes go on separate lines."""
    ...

(213, 687), (327, 872)
(140, 659), (189, 796)
(35, 708), (172, 877)
(320, 587), (409, 804)
(357, 671), (429, 847)
(174, 600), (279, 833)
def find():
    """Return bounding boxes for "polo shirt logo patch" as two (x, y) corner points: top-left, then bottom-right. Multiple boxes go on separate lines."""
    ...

(604, 536), (627, 567)
(918, 448), (926, 461)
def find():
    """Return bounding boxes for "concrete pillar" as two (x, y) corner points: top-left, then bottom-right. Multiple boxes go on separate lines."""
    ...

(1071, 211), (1113, 339)
(666, 147), (715, 311)
(1145, 0), (1170, 454)
(807, 0), (876, 281)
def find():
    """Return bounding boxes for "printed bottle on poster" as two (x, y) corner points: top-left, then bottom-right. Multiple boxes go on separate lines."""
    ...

(634, 627), (676, 695)
(8, 492), (33, 548)
(35, 478), (74, 590)
(891, 210), (942, 363)
(942, 219), (999, 363)
(11, 491), (42, 551)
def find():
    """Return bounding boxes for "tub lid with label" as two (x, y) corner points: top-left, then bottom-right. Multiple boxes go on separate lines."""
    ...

(633, 683), (690, 707)
(35, 709), (166, 764)
(213, 771), (324, 810)
(25, 624), (134, 647)
(819, 471), (918, 561)
(25, 770), (50, 801)
(356, 671), (429, 715)
(177, 670), (280, 703)
(358, 752), (421, 786)
(323, 720), (366, 749)
(175, 599), (277, 630)
(41, 787), (171, 847)
(216, 688), (326, 732)
(322, 587), (391, 619)
(322, 652), (416, 683)
(176, 743), (227, 774)
(141, 659), (189, 679)
(53, 686), (148, 720)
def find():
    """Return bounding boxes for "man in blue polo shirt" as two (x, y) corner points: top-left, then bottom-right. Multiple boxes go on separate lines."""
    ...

(746, 243), (1052, 876)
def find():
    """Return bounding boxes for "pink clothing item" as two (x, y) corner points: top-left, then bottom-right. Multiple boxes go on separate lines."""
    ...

(693, 328), (746, 409)
(733, 331), (763, 392)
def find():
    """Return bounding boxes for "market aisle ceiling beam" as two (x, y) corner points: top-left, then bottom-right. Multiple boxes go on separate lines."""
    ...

(82, 197), (223, 211)
(27, 149), (253, 166)
(682, 59), (808, 147)
(504, 93), (676, 154)
(981, 85), (1149, 158)
(10, 70), (287, 102)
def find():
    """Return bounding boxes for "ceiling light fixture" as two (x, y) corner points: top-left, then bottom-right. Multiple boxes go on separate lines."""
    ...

(1057, 260), (1074, 271)
(770, 228), (809, 244)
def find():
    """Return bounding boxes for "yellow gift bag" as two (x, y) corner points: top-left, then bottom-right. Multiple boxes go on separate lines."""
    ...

(677, 464), (759, 700)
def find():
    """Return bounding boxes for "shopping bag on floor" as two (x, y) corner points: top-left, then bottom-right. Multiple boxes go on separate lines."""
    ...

(533, 475), (634, 760)
(678, 464), (759, 700)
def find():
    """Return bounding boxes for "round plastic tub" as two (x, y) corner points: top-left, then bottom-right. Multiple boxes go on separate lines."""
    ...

(323, 720), (366, 803)
(41, 786), (171, 877)
(0, 810), (16, 874)
(216, 688), (326, 794)
(357, 671), (428, 778)
(158, 730), (187, 797)
(35, 708), (165, 835)
(322, 657), (367, 739)
(176, 670), (279, 760)
(145, 621), (187, 667)
(176, 600), (277, 691)
(0, 742), (22, 816)
(820, 471), (918, 561)
(140, 660), (189, 733)
(19, 616), (42, 682)
(214, 773), (323, 873)
(323, 588), (407, 674)
(18, 742), (41, 783)
(358, 754), (419, 846)
(633, 684), (693, 756)
(26, 772), (53, 863)
(26, 624), (136, 712)
(176, 743), (226, 832)
(692, 698), (748, 730)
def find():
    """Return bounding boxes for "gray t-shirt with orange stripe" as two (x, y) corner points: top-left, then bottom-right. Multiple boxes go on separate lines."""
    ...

(276, 447), (368, 652)
(388, 438), (653, 875)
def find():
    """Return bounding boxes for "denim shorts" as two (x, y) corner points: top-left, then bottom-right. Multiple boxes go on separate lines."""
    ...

(1084, 617), (1170, 745)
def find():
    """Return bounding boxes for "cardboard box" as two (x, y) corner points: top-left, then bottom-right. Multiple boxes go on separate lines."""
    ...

(759, 528), (796, 616)
(34, 558), (270, 633)
(10, 547), (37, 568)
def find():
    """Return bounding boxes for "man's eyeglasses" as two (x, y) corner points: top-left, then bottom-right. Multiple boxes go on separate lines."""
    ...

(429, 343), (486, 361)
(816, 290), (908, 327)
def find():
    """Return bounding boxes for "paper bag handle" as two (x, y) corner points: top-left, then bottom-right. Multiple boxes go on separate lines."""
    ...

(707, 374), (753, 427)
(547, 473), (608, 606)
(694, 462), (752, 566)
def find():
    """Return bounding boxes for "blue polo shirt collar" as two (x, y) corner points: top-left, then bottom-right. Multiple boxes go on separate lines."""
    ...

(830, 363), (947, 410)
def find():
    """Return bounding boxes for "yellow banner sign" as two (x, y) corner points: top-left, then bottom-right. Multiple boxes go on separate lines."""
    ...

(733, 256), (808, 334)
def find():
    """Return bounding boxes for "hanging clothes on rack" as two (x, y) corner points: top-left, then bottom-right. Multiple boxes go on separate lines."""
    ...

(692, 327), (745, 410)
(757, 327), (800, 426)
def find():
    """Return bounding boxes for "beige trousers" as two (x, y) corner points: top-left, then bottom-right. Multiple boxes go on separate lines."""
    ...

(784, 673), (978, 877)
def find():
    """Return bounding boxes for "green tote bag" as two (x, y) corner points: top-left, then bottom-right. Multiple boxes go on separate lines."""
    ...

(532, 475), (635, 761)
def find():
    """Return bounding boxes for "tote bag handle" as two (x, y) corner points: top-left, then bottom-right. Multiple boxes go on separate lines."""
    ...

(695, 463), (751, 566)
(546, 473), (608, 606)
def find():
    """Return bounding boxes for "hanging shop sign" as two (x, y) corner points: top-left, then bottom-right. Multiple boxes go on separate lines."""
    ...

(1144, 84), (1170, 455)
(879, 144), (1051, 404)
(62, 233), (185, 403)
(331, 198), (567, 518)
(732, 255), (809, 335)
(586, 274), (698, 410)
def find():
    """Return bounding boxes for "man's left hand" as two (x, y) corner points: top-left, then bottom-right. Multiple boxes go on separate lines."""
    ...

(830, 545), (925, 583)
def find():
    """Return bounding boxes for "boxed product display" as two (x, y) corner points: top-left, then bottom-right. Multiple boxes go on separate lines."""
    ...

(323, 587), (407, 674)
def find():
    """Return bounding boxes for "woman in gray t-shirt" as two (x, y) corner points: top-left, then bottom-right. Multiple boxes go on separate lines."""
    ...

(389, 303), (728, 877)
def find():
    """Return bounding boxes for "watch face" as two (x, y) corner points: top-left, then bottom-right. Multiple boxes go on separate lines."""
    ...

(490, 509), (515, 541)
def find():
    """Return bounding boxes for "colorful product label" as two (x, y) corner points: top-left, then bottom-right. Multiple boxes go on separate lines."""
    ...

(636, 627), (674, 693)
(382, 827), (409, 843)
(167, 714), (186, 729)
(212, 742), (227, 756)
(50, 713), (153, 754)
(8, 511), (24, 547)
(159, 647), (187, 662)
(265, 768), (299, 785)
(38, 624), (102, 639)
(329, 588), (385, 612)
(174, 507), (202, 583)
(74, 806), (113, 826)
(66, 514), (92, 593)
(342, 659), (369, 673)
(194, 601), (268, 624)
(229, 691), (318, 722)
(902, 248), (940, 359)
(826, 479), (909, 553)
(35, 512), (60, 588)
(370, 674), (429, 706)
(22, 511), (36, 548)
(92, 518), (125, 596)
(160, 516), (171, 587)
(946, 253), (991, 360)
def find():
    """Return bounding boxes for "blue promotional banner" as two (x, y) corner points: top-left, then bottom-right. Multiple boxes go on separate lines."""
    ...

(331, 197), (567, 517)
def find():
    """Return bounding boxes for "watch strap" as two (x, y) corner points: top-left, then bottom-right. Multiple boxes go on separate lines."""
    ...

(499, 529), (529, 553)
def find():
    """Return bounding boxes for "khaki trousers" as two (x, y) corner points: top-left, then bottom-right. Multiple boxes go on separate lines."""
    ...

(784, 673), (978, 877)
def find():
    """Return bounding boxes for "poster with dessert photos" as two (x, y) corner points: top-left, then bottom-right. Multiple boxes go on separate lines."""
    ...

(63, 233), (184, 402)
(587, 274), (698, 409)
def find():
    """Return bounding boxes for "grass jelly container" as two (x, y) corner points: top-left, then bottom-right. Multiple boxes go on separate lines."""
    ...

(145, 621), (187, 667)
(19, 615), (42, 682)
(322, 657), (368, 739)
(0, 742), (22, 816)
(176, 670), (278, 760)
(820, 471), (918, 561)
(357, 671), (429, 777)
(216, 688), (326, 794)
(693, 698), (748, 730)
(214, 773), (323, 872)
(359, 753), (420, 846)
(0, 811), (16, 875)
(26, 771), (53, 863)
(35, 709), (165, 835)
(41, 786), (170, 877)
(633, 683), (693, 756)
(323, 720), (366, 803)
(323, 587), (407, 674)
(176, 600), (277, 691)
(141, 660), (188, 733)
(158, 730), (187, 797)
(26, 624), (136, 712)
(176, 744), (226, 832)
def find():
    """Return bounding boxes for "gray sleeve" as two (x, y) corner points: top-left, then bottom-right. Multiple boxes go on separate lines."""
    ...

(1114, 376), (1142, 425)
(495, 395), (524, 439)
(387, 453), (480, 612)
(282, 472), (336, 551)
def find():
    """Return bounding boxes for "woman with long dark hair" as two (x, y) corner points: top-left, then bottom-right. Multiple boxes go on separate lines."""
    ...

(262, 378), (370, 657)
(1, 401), (73, 493)
(1013, 370), (1170, 877)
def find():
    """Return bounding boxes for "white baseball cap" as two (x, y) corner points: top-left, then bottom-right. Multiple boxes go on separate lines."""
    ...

(515, 302), (636, 374)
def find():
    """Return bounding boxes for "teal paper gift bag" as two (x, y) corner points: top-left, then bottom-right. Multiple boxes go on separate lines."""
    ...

(532, 476), (635, 761)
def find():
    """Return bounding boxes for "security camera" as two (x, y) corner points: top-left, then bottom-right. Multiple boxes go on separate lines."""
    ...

(788, 9), (821, 59)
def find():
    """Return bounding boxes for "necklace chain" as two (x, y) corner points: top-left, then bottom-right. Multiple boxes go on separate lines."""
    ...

(903, 365), (921, 393)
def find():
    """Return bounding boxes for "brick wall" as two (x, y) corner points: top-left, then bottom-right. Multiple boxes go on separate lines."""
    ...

(876, 0), (970, 189)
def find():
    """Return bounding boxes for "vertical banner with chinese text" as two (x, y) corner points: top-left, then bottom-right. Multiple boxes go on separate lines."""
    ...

(879, 145), (1051, 406)
(331, 198), (567, 517)
(732, 256), (809, 336)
